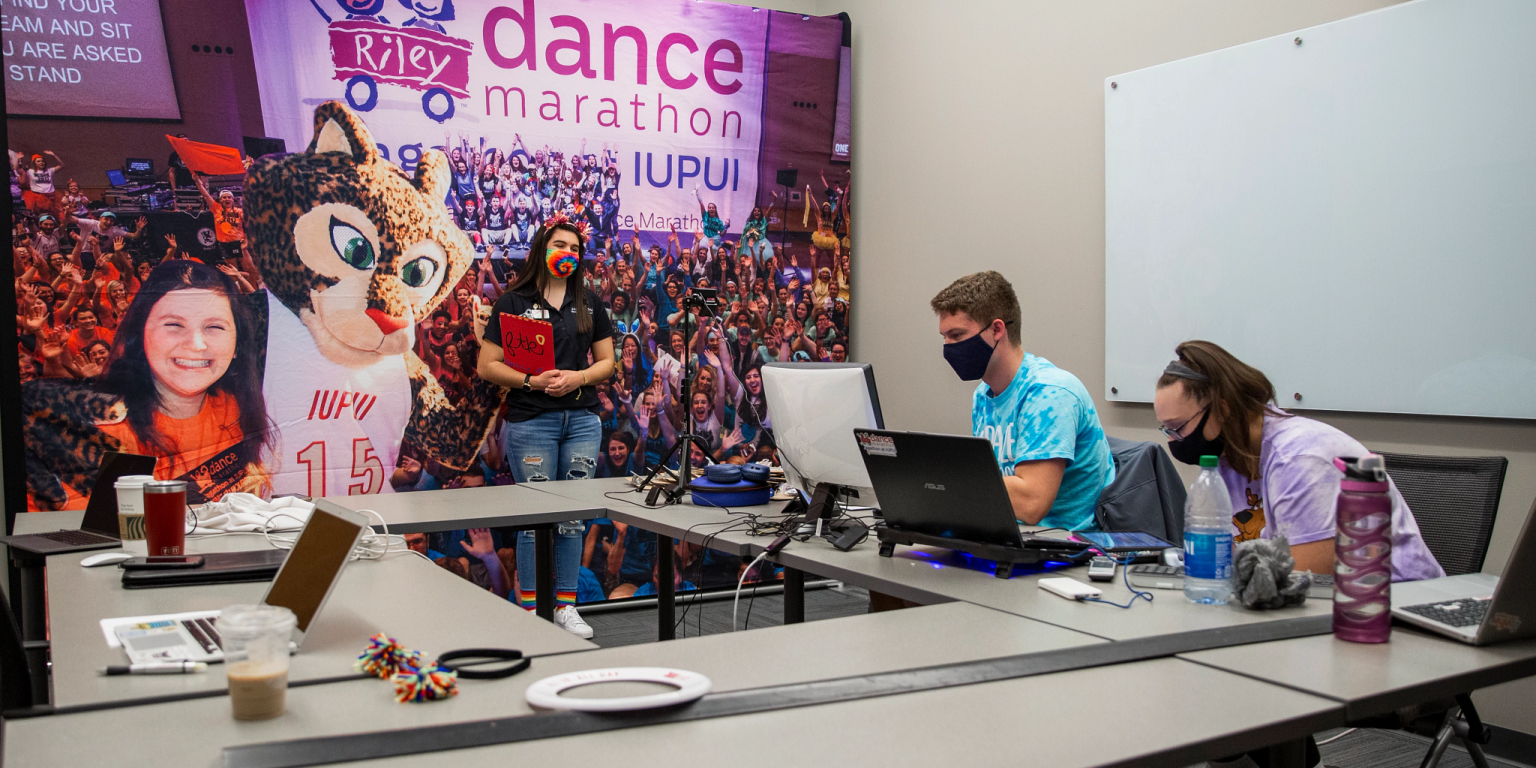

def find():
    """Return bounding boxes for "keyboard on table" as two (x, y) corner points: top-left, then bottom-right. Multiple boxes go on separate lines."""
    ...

(38, 529), (116, 546)
(1402, 597), (1490, 628)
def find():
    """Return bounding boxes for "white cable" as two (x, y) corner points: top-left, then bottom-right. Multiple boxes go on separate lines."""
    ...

(732, 551), (770, 632)
(1315, 728), (1358, 746)
(252, 508), (424, 563)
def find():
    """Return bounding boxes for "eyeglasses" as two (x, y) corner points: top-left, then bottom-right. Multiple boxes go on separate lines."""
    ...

(1159, 404), (1208, 441)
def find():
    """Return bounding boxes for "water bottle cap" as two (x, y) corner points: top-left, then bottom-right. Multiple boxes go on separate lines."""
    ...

(1199, 455), (1219, 468)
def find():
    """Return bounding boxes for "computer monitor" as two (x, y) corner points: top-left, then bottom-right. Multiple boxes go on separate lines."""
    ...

(761, 362), (884, 508)
(105, 169), (128, 187)
(125, 158), (154, 178)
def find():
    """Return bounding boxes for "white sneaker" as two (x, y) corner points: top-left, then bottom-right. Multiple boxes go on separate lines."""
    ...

(554, 605), (594, 639)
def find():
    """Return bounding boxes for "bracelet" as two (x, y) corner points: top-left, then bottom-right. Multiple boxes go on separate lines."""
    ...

(436, 648), (530, 680)
(582, 370), (589, 385)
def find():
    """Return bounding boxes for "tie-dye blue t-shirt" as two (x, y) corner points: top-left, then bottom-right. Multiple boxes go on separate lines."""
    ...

(971, 353), (1114, 531)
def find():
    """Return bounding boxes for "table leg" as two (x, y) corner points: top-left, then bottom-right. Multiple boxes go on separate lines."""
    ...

(657, 537), (675, 641)
(783, 567), (805, 625)
(15, 556), (45, 642)
(534, 525), (555, 622)
(1265, 738), (1308, 768)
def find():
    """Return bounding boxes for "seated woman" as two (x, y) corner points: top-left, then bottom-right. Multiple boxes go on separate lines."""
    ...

(1153, 340), (1443, 581)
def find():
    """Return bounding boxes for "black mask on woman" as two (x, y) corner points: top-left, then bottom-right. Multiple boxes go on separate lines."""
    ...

(1167, 408), (1226, 465)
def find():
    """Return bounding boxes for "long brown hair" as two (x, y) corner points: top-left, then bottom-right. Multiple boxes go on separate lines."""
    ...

(1156, 340), (1290, 480)
(102, 260), (274, 488)
(509, 222), (592, 333)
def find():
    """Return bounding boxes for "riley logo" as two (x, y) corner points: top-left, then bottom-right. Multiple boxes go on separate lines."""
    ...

(924, 483), (945, 491)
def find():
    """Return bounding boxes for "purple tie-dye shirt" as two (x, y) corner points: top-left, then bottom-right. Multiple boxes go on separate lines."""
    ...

(1217, 410), (1445, 582)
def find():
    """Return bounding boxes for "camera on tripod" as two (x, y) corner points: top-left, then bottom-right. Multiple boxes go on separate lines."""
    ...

(681, 286), (720, 317)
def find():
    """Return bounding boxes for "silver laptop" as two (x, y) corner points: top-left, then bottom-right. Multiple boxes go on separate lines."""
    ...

(111, 499), (369, 663)
(1391, 498), (1536, 646)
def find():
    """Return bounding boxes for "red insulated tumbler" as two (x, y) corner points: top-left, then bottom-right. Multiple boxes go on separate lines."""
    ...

(143, 480), (188, 556)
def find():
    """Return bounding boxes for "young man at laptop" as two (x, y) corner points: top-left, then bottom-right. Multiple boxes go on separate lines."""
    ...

(863, 272), (1114, 613)
(931, 271), (1115, 530)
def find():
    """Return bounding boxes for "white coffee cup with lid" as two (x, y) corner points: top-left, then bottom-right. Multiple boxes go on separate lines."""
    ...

(114, 474), (155, 555)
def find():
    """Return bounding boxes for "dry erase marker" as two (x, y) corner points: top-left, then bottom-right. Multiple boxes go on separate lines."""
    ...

(99, 661), (209, 676)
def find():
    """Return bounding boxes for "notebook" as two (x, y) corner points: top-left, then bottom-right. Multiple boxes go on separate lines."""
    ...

(499, 312), (556, 375)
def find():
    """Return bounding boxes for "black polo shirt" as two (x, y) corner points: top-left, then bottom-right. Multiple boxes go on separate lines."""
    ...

(484, 284), (613, 422)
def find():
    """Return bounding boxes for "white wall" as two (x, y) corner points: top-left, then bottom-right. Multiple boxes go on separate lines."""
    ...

(732, 0), (1536, 736)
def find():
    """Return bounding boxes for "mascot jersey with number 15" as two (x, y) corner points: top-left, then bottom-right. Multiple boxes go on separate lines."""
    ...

(244, 101), (504, 497)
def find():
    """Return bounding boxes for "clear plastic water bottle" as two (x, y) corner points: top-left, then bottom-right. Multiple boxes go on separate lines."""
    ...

(1333, 454), (1392, 643)
(1184, 455), (1234, 604)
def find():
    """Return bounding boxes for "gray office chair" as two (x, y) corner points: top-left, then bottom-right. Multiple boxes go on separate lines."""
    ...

(1370, 453), (1508, 768)
(1379, 452), (1508, 576)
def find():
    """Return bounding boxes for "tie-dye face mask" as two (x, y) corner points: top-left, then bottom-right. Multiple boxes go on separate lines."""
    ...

(546, 247), (579, 278)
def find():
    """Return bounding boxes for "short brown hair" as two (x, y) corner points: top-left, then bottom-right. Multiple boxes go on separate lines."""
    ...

(930, 271), (1021, 345)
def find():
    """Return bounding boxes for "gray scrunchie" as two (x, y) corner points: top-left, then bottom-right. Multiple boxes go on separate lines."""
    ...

(1233, 535), (1313, 610)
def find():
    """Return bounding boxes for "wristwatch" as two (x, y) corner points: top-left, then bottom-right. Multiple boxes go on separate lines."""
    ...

(521, 373), (532, 392)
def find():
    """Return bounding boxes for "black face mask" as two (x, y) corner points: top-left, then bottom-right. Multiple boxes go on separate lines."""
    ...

(1167, 408), (1226, 465)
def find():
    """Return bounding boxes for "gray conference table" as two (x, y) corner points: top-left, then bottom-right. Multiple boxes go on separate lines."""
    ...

(537, 479), (1334, 640)
(526, 479), (1536, 738)
(522, 478), (798, 640)
(321, 484), (607, 621)
(519, 477), (776, 556)
(37, 528), (594, 713)
(1180, 626), (1536, 722)
(3, 601), (1348, 768)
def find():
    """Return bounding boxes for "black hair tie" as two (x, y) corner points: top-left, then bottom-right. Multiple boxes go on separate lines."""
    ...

(435, 648), (531, 680)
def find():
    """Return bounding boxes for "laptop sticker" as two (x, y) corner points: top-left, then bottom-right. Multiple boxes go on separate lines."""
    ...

(858, 433), (897, 457)
(1492, 612), (1522, 634)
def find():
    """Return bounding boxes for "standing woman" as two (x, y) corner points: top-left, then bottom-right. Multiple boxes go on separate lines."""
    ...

(477, 215), (615, 639)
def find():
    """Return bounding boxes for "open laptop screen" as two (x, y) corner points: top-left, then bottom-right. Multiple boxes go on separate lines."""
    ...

(81, 452), (159, 536)
(261, 501), (367, 639)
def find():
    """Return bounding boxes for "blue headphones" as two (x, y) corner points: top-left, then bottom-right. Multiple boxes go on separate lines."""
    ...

(704, 464), (742, 484)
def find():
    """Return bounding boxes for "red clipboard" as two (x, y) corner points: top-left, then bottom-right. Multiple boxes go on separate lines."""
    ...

(499, 312), (557, 375)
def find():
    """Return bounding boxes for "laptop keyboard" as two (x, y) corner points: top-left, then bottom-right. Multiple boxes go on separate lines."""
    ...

(38, 529), (116, 546)
(1402, 597), (1490, 628)
(181, 617), (223, 654)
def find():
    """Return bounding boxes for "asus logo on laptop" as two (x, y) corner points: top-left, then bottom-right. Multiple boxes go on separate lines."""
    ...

(924, 483), (945, 491)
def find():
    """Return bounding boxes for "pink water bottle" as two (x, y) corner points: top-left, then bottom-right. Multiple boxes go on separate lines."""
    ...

(1333, 454), (1392, 643)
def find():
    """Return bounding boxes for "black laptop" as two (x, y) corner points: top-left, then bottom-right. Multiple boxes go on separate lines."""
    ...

(1, 452), (158, 555)
(854, 429), (1089, 562)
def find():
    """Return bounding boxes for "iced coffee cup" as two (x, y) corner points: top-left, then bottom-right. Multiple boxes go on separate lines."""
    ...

(220, 604), (297, 721)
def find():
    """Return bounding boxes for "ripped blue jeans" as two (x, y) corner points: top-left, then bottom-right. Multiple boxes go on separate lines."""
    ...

(503, 409), (601, 607)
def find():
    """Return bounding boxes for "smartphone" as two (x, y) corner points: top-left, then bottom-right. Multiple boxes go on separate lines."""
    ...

(120, 555), (205, 570)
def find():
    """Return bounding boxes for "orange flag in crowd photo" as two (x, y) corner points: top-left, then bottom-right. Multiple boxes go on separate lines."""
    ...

(165, 135), (246, 175)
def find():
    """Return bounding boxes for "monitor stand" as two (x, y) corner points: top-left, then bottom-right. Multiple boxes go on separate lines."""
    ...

(792, 483), (859, 538)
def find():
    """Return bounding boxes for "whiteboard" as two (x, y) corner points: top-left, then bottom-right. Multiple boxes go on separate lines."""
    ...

(1105, 0), (1536, 419)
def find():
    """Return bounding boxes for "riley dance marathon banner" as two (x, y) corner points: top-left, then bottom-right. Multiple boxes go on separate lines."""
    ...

(13, 0), (851, 605)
